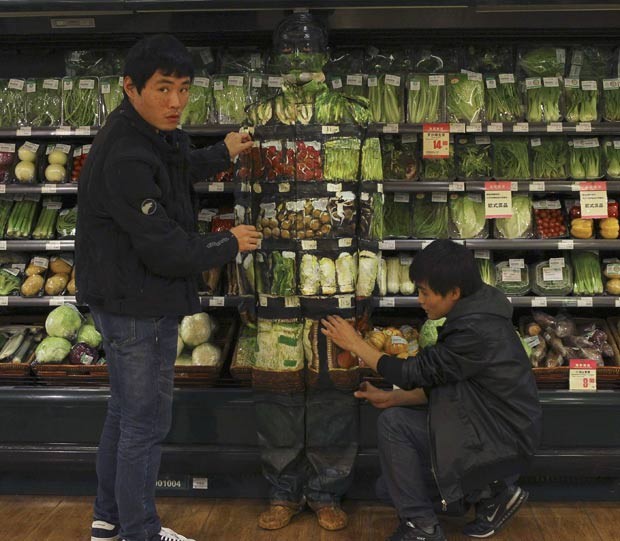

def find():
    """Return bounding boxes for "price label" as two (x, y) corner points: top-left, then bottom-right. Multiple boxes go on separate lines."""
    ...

(579, 182), (608, 219)
(487, 123), (504, 133)
(423, 124), (450, 159)
(615, 298), (620, 308)
(543, 267), (564, 281)
(45, 241), (62, 250)
(338, 238), (353, 248)
(209, 297), (225, 307)
(385, 74), (401, 86)
(569, 359), (597, 391)
(327, 183), (342, 192)
(549, 257), (566, 268)
(379, 240), (396, 250)
(16, 127), (32, 136)
(449, 123), (466, 133)
(347, 75), (363, 86)
(383, 124), (399, 134)
(432, 192), (448, 203)
(499, 74), (516, 84)
(208, 182), (225, 192)
(484, 181), (512, 218)
(55, 126), (72, 135)
(338, 296), (353, 309)
(466, 123), (482, 133)
(41, 184), (57, 194)
(267, 76), (283, 88)
(577, 297), (593, 307)
(379, 297), (396, 308)
(509, 258), (525, 269)
(530, 181), (546, 191)
(75, 126), (91, 136)
(513, 123), (529, 133)
(43, 79), (60, 90)
(49, 297), (66, 306)
(0, 241), (6, 251)
(474, 250), (491, 260)
(558, 239), (575, 250)
(502, 268), (523, 282)
(322, 125), (339, 134)
(192, 477), (209, 490)
(278, 182), (290, 193)
(0, 186), (5, 194)
(0, 297), (7, 306)
(8, 79), (25, 91)
(394, 193), (410, 203)
(331, 78), (343, 89)
(576, 122), (592, 132)
(301, 240), (317, 251)
(547, 122), (563, 133)
(284, 296), (300, 308)
(531, 297), (548, 307)
(449, 182), (465, 191)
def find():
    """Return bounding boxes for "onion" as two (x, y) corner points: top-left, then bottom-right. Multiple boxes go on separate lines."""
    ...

(17, 147), (37, 162)
(48, 150), (68, 166)
(45, 164), (66, 183)
(15, 160), (36, 182)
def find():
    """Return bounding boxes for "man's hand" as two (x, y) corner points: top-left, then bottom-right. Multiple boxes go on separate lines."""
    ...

(230, 225), (261, 252)
(354, 382), (393, 409)
(321, 315), (365, 353)
(224, 132), (253, 160)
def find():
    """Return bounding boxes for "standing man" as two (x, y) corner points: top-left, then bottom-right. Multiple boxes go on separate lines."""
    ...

(76, 34), (259, 541)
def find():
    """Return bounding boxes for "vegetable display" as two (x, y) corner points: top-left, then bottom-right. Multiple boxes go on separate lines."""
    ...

(365, 325), (419, 359)
(0, 268), (22, 295)
(495, 260), (531, 296)
(564, 79), (599, 122)
(383, 193), (412, 238)
(295, 141), (322, 181)
(323, 137), (361, 180)
(213, 75), (247, 124)
(525, 78), (562, 122)
(446, 73), (484, 123)
(422, 144), (455, 181)
(571, 251), (604, 295)
(256, 251), (296, 296)
(7, 199), (39, 239)
(476, 257), (496, 286)
(57, 206), (78, 238)
(602, 80), (620, 122)
(361, 137), (383, 181)
(24, 79), (62, 127)
(531, 259), (573, 296)
(534, 203), (567, 239)
(255, 319), (304, 372)
(385, 256), (415, 295)
(356, 251), (379, 297)
(99, 76), (124, 124)
(531, 138), (568, 180)
(62, 77), (99, 127)
(368, 74), (404, 123)
(418, 318), (445, 349)
(518, 47), (566, 77)
(32, 199), (60, 239)
(568, 140), (602, 179)
(381, 136), (418, 180)
(0, 199), (14, 235)
(412, 194), (449, 239)
(0, 79), (26, 127)
(449, 194), (487, 239)
(407, 74), (444, 123)
(603, 139), (620, 179)
(495, 194), (533, 239)
(456, 137), (492, 180)
(485, 75), (522, 123)
(314, 86), (370, 126)
(180, 77), (212, 126)
(493, 137), (531, 180)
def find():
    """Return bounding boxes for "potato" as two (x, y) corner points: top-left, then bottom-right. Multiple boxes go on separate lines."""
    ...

(21, 274), (44, 297)
(25, 264), (46, 276)
(67, 278), (77, 295)
(606, 278), (620, 296)
(44, 273), (69, 296)
(50, 257), (72, 275)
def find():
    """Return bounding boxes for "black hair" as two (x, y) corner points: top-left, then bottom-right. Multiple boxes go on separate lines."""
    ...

(410, 239), (483, 298)
(123, 34), (194, 93)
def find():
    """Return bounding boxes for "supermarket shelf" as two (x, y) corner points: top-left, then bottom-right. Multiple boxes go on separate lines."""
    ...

(0, 184), (78, 195)
(184, 125), (241, 137)
(0, 127), (97, 138)
(379, 239), (620, 251)
(383, 181), (620, 193)
(193, 182), (236, 194)
(368, 122), (620, 135)
(200, 295), (252, 308)
(373, 296), (620, 308)
(0, 295), (249, 308)
(0, 240), (75, 251)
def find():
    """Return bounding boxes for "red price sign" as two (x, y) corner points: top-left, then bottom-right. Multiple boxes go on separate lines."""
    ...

(423, 123), (450, 159)
(569, 359), (597, 391)
(579, 181), (608, 219)
(484, 181), (513, 218)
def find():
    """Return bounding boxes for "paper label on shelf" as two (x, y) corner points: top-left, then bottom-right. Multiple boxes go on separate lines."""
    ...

(268, 76), (284, 88)
(379, 297), (396, 308)
(582, 80), (597, 91)
(474, 250), (491, 260)
(429, 75), (445, 86)
(574, 138), (599, 148)
(576, 122), (592, 132)
(347, 75), (363, 86)
(513, 123), (529, 133)
(449, 123), (466, 133)
(49, 297), (66, 306)
(338, 238), (353, 248)
(615, 298), (620, 308)
(449, 182), (465, 191)
(327, 183), (342, 192)
(0, 297), (7, 306)
(499, 73), (515, 84)
(385, 74), (401, 86)
(0, 241), (6, 251)
(379, 240), (396, 250)
(278, 182), (290, 193)
(485, 181), (512, 218)
(193, 77), (210, 88)
(577, 297), (593, 307)
(367, 76), (378, 87)
(569, 359), (597, 391)
(579, 182), (608, 219)
(543, 267), (564, 281)
(0, 186), (6, 194)
(322, 125), (339, 134)
(531, 297), (548, 307)
(421, 240), (433, 249)
(530, 182), (546, 192)
(549, 257), (566, 268)
(16, 127), (31, 136)
(192, 478), (209, 490)
(228, 76), (244, 87)
(501, 268), (523, 282)
(8, 78), (24, 91)
(301, 240), (317, 251)
(487, 123), (504, 133)
(564, 78), (580, 89)
(209, 297), (225, 307)
(475, 136), (491, 145)
(78, 79), (95, 90)
(466, 123), (482, 133)
(41, 184), (57, 194)
(394, 193), (410, 203)
(55, 126), (72, 135)
(0, 143), (15, 153)
(208, 182), (225, 193)
(485, 78), (497, 89)
(509, 258), (525, 269)
(526, 78), (542, 89)
(603, 79), (620, 90)
(432, 192), (448, 203)
(423, 123), (450, 159)
(45, 241), (62, 250)
(547, 122), (563, 133)
(383, 123), (399, 133)
(530, 138), (542, 147)
(338, 296), (353, 309)
(331, 77), (343, 89)
(282, 295), (299, 308)
(43, 79), (60, 90)
(251, 76), (263, 89)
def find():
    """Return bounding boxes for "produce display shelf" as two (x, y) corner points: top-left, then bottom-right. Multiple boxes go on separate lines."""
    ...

(379, 239), (620, 251)
(372, 296), (620, 308)
(382, 181), (620, 193)
(199, 295), (251, 308)
(193, 182), (236, 194)
(0, 184), (78, 195)
(0, 240), (75, 251)
(0, 127), (98, 138)
(368, 122), (620, 136)
(0, 295), (249, 308)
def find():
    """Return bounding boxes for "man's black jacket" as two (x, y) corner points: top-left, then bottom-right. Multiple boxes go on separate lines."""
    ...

(76, 99), (238, 317)
(378, 285), (542, 505)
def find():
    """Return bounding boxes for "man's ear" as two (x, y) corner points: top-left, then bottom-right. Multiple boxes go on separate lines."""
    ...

(449, 287), (461, 301)
(123, 76), (138, 100)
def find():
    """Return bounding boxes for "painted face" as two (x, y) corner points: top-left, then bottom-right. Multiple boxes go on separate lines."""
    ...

(416, 281), (460, 321)
(124, 70), (190, 131)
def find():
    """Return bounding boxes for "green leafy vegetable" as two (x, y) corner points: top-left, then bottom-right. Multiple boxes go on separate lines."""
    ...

(476, 258), (496, 286)
(571, 251), (603, 295)
(495, 194), (532, 239)
(407, 74), (443, 123)
(422, 144), (455, 181)
(62, 77), (99, 127)
(314, 87), (370, 125)
(604, 139), (620, 178)
(24, 79), (62, 127)
(495, 261), (531, 295)
(526, 80), (562, 122)
(383, 193), (412, 238)
(368, 74), (404, 123)
(7, 199), (38, 239)
(485, 76), (522, 122)
(213, 75), (248, 124)
(0, 79), (26, 128)
(99, 76), (124, 124)
(0, 268), (21, 295)
(381, 136), (418, 180)
(568, 141), (601, 179)
(456, 138), (492, 180)
(564, 80), (599, 122)
(602, 80), (620, 122)
(412, 194), (449, 239)
(323, 137), (361, 180)
(446, 74), (484, 123)
(493, 137), (531, 180)
(180, 78), (213, 126)
(449, 194), (487, 238)
(531, 138), (568, 179)
(361, 137), (383, 181)
(519, 47), (566, 77)
(419, 317), (446, 349)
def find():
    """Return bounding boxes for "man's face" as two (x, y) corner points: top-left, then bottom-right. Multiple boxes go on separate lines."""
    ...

(417, 281), (460, 321)
(124, 70), (190, 131)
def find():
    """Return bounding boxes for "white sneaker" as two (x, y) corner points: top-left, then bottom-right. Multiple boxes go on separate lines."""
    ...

(157, 527), (196, 541)
(91, 520), (120, 541)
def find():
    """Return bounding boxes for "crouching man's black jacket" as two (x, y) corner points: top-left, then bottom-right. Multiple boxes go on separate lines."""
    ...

(76, 99), (238, 317)
(378, 285), (542, 507)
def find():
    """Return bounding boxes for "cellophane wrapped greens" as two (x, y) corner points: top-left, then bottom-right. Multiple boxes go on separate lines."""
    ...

(62, 77), (99, 127)
(99, 76), (124, 124)
(213, 74), (248, 124)
(518, 47), (566, 77)
(568, 138), (602, 179)
(449, 194), (487, 239)
(383, 193), (413, 238)
(494, 194), (533, 239)
(381, 135), (418, 181)
(407, 74), (445, 123)
(456, 136), (492, 180)
(602, 79), (620, 121)
(531, 137), (568, 180)
(422, 142), (456, 181)
(356, 250), (379, 297)
(368, 74), (405, 123)
(0, 79), (26, 128)
(361, 137), (383, 181)
(603, 138), (620, 179)
(24, 79), (62, 127)
(323, 137), (361, 180)
(484, 74), (523, 122)
(412, 193), (449, 239)
(493, 137), (531, 180)
(571, 251), (604, 295)
(525, 77), (562, 122)
(446, 73), (485, 123)
(256, 319), (304, 372)
(181, 76), (213, 126)
(564, 79), (599, 122)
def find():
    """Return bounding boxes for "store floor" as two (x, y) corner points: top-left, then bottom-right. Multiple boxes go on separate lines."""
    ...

(1, 496), (619, 541)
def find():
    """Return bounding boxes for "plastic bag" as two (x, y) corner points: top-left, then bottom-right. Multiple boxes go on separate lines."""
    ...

(494, 194), (534, 239)
(24, 78), (62, 127)
(446, 73), (484, 123)
(484, 74), (523, 123)
(381, 135), (418, 181)
(412, 193), (449, 239)
(449, 193), (488, 239)
(62, 77), (100, 127)
(368, 73), (405, 123)
(564, 79), (599, 122)
(464, 45), (515, 74)
(492, 137), (531, 180)
(456, 136), (492, 181)
(518, 47), (566, 77)
(407, 74), (445, 123)
(525, 76), (563, 122)
(0, 79), (26, 128)
(568, 138), (602, 180)
(383, 193), (413, 238)
(411, 47), (459, 73)
(213, 74), (248, 124)
(602, 78), (620, 121)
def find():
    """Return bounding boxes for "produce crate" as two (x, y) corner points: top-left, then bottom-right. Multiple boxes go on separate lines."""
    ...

(0, 361), (33, 384)
(229, 327), (253, 382)
(520, 316), (620, 390)
(173, 317), (238, 387)
(32, 360), (109, 386)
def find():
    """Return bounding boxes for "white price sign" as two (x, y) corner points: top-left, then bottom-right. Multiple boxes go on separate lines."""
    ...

(579, 182), (608, 219)
(379, 297), (396, 308)
(484, 181), (512, 218)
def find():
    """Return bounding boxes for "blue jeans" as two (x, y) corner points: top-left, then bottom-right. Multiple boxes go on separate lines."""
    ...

(90, 307), (178, 541)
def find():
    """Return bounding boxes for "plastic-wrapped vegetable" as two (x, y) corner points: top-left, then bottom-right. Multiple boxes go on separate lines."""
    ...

(572, 251), (604, 296)
(484, 74), (522, 123)
(602, 79), (620, 122)
(531, 259), (573, 296)
(383, 193), (413, 238)
(464, 45), (515, 74)
(568, 139), (602, 180)
(568, 46), (615, 79)
(323, 137), (361, 181)
(56, 206), (77, 238)
(300, 254), (321, 296)
(476, 255), (496, 286)
(531, 137), (568, 180)
(381, 135), (418, 181)
(0, 79), (26, 128)
(495, 260), (531, 296)
(0, 198), (14, 237)
(518, 47), (566, 77)
(449, 194), (487, 239)
(494, 194), (533, 239)
(359, 191), (384, 241)
(564, 79), (599, 123)
(422, 142), (456, 181)
(492, 137), (531, 180)
(6, 199), (39, 239)
(446, 73), (484, 123)
(62, 77), (99, 127)
(525, 77), (562, 123)
(24, 78), (62, 127)
(604, 139), (620, 179)
(361, 137), (383, 181)
(180, 77), (213, 126)
(412, 47), (459, 73)
(456, 136), (492, 180)
(368, 74), (404, 123)
(412, 193), (449, 239)
(407, 74), (445, 123)
(356, 251), (379, 297)
(213, 74), (247, 124)
(99, 76), (124, 124)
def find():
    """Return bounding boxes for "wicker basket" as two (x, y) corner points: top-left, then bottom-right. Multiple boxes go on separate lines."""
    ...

(252, 368), (305, 393)
(520, 316), (620, 390)
(306, 367), (360, 391)
(32, 362), (109, 386)
(0, 361), (33, 384)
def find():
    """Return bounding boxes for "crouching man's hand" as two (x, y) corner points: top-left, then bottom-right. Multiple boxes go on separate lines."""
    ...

(231, 225), (261, 252)
(354, 382), (394, 409)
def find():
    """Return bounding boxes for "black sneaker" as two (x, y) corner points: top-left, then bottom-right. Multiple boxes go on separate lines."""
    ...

(462, 485), (528, 538)
(91, 520), (119, 541)
(386, 521), (447, 541)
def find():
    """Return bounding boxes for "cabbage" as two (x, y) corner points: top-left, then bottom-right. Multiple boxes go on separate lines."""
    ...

(419, 317), (446, 349)
(177, 334), (184, 356)
(192, 342), (222, 366)
(45, 305), (83, 340)
(180, 312), (214, 347)
(76, 324), (102, 349)
(35, 336), (72, 363)
(175, 353), (193, 366)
